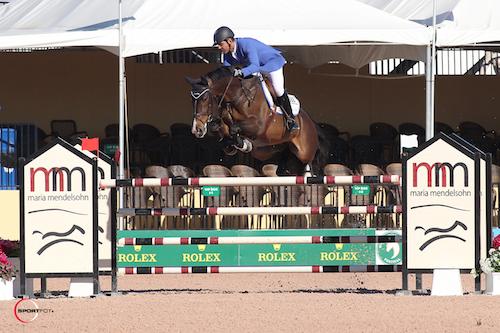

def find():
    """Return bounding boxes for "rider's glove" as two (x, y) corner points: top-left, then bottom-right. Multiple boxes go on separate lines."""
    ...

(233, 68), (244, 78)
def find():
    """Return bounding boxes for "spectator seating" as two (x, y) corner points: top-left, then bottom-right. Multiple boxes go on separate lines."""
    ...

(369, 122), (399, 164)
(435, 122), (454, 135)
(50, 119), (87, 141)
(202, 164), (235, 229)
(398, 122), (425, 145)
(323, 163), (354, 228)
(350, 135), (384, 168)
(230, 164), (265, 229)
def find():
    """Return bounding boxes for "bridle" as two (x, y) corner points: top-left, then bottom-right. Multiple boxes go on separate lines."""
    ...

(191, 75), (257, 129)
(190, 76), (234, 128)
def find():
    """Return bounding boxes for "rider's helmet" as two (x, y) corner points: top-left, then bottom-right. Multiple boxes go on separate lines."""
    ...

(213, 26), (234, 46)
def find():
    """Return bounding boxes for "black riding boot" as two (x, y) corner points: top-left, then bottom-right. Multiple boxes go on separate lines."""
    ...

(277, 92), (299, 133)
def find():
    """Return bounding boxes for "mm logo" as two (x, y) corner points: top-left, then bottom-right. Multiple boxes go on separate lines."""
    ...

(412, 162), (468, 187)
(30, 167), (86, 192)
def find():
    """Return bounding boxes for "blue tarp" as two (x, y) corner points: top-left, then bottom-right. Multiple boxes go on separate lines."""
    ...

(0, 127), (16, 190)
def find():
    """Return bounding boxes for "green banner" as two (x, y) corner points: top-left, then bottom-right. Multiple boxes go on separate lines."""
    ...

(352, 184), (370, 195)
(116, 228), (405, 268)
(201, 186), (220, 196)
(117, 243), (377, 267)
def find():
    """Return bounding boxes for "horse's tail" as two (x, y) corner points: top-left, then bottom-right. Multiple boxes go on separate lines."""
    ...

(311, 123), (330, 176)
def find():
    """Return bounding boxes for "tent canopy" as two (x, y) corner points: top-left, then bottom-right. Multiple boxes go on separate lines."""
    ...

(360, 0), (500, 46)
(0, 0), (431, 68)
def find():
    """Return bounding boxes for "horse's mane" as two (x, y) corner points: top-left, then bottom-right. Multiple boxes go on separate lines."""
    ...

(203, 66), (234, 84)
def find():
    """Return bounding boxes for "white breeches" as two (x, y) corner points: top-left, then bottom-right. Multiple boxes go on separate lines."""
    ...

(267, 67), (285, 97)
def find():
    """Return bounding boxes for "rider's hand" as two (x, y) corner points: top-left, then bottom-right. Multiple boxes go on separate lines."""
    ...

(233, 68), (243, 78)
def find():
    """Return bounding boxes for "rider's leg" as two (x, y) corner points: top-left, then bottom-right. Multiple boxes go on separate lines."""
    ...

(276, 92), (299, 132)
(269, 68), (299, 133)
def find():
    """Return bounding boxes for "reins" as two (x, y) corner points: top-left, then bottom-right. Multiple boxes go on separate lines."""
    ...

(191, 73), (258, 129)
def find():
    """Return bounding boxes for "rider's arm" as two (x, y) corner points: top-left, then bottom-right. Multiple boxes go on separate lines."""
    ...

(241, 45), (260, 77)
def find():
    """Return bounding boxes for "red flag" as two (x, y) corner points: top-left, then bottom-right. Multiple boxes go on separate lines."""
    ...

(81, 137), (99, 152)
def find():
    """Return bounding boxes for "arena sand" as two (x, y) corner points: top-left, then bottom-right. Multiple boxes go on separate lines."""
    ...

(0, 272), (499, 332)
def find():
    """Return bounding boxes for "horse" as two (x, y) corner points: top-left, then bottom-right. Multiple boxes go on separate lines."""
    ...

(186, 66), (327, 175)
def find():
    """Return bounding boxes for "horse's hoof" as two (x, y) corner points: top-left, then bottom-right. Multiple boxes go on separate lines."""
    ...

(223, 146), (237, 156)
(241, 139), (253, 153)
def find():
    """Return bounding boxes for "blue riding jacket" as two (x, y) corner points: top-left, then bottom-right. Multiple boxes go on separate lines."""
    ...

(223, 38), (286, 77)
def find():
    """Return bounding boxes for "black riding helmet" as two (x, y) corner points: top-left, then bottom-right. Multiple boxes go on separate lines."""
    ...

(213, 26), (234, 46)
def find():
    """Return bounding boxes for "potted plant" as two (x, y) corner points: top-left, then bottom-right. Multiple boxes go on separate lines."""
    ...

(0, 239), (18, 300)
(473, 235), (500, 295)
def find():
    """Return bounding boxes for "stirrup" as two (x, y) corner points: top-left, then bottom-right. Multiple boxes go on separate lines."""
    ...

(286, 118), (300, 133)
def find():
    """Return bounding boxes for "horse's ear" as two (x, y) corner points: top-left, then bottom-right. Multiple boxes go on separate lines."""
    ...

(185, 76), (201, 86)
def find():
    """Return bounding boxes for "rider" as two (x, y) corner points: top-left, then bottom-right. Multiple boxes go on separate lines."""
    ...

(213, 26), (299, 133)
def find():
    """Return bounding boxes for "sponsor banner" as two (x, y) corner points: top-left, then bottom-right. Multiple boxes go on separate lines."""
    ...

(117, 243), (378, 267)
(404, 134), (482, 270)
(22, 138), (98, 276)
(376, 230), (402, 265)
(116, 229), (407, 268)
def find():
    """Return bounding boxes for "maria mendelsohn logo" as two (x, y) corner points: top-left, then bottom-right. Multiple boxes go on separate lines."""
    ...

(13, 298), (54, 324)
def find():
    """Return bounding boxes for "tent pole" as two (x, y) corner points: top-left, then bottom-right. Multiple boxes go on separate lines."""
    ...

(425, 44), (433, 140)
(426, 0), (437, 140)
(118, 0), (125, 229)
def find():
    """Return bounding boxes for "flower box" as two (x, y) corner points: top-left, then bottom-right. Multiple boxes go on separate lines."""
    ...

(0, 277), (14, 300)
(486, 272), (500, 295)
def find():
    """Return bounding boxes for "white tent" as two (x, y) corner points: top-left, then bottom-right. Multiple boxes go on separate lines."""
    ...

(435, 0), (500, 46)
(0, 0), (435, 193)
(360, 0), (500, 46)
(0, 0), (431, 68)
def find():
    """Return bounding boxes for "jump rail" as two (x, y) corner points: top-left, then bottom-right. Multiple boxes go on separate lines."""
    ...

(119, 265), (402, 275)
(118, 235), (402, 246)
(100, 175), (400, 188)
(117, 205), (402, 216)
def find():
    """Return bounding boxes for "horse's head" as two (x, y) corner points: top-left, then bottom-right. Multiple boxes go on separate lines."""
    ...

(186, 67), (235, 138)
(186, 76), (216, 138)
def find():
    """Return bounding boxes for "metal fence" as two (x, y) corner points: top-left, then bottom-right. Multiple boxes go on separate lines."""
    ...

(0, 124), (40, 190)
(370, 49), (500, 76)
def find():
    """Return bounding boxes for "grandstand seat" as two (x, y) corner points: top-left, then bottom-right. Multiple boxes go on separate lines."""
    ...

(131, 123), (170, 172)
(260, 163), (306, 229)
(202, 165), (235, 229)
(435, 122), (454, 135)
(350, 135), (384, 168)
(230, 164), (265, 229)
(369, 122), (399, 164)
(354, 164), (389, 228)
(323, 163), (354, 228)
(50, 119), (87, 141)
(398, 122), (425, 145)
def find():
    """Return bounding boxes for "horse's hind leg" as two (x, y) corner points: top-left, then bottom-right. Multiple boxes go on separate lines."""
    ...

(276, 150), (307, 176)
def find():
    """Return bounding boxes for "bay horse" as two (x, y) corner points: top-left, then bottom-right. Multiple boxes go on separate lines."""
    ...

(186, 66), (326, 175)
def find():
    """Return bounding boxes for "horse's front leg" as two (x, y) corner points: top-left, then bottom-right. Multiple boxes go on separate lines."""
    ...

(229, 123), (253, 153)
